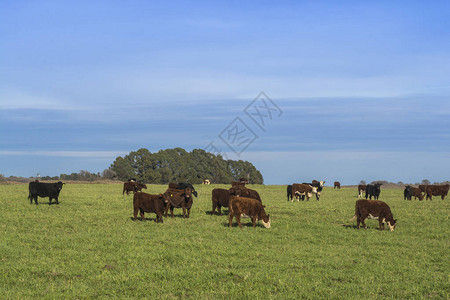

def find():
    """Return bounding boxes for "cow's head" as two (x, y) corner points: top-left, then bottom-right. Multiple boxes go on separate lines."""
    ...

(261, 209), (271, 228)
(184, 187), (192, 199)
(159, 193), (169, 203)
(56, 181), (64, 191)
(311, 186), (318, 194)
(139, 183), (148, 189)
(387, 219), (397, 231)
(319, 181), (325, 187)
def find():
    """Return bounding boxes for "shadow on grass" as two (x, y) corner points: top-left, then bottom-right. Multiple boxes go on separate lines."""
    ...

(223, 221), (267, 229)
(205, 210), (229, 216)
(129, 217), (163, 222)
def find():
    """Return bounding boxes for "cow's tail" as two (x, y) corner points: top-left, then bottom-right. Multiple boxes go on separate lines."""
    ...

(349, 215), (357, 222)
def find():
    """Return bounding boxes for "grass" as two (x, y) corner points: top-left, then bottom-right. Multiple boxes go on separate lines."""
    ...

(0, 183), (448, 299)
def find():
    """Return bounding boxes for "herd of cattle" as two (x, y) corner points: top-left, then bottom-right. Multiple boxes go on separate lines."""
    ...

(27, 179), (449, 231)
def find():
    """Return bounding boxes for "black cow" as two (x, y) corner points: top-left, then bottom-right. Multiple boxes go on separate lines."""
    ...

(287, 185), (292, 201)
(365, 183), (382, 200)
(404, 186), (413, 200)
(28, 181), (65, 205)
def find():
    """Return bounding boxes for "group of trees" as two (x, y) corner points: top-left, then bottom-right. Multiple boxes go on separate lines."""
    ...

(109, 148), (264, 184)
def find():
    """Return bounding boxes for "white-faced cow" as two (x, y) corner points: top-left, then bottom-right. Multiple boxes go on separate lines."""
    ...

(228, 196), (270, 229)
(292, 183), (317, 201)
(349, 199), (397, 231)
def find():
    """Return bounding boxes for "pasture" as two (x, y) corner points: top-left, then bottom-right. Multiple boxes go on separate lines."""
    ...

(0, 183), (448, 299)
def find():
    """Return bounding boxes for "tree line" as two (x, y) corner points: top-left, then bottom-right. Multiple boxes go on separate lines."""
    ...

(109, 148), (264, 184)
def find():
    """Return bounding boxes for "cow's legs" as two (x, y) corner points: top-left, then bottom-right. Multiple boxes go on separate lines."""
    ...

(55, 197), (59, 204)
(236, 214), (242, 229)
(186, 208), (191, 218)
(379, 221), (385, 230)
(164, 203), (170, 217)
(356, 217), (361, 229)
(34, 196), (38, 205)
(48, 197), (52, 205)
(228, 213), (234, 227)
(155, 212), (163, 223)
(251, 216), (257, 228)
(133, 207), (139, 220)
(139, 208), (145, 220)
(212, 201), (217, 215)
(170, 207), (174, 218)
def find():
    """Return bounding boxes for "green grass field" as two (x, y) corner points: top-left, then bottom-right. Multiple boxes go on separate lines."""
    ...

(0, 183), (448, 299)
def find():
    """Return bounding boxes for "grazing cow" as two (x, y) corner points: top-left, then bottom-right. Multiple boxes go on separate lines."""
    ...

(302, 181), (323, 200)
(164, 187), (194, 218)
(211, 188), (231, 215)
(287, 185), (293, 201)
(28, 181), (65, 205)
(228, 196), (270, 229)
(349, 199), (397, 231)
(425, 184), (449, 200)
(239, 177), (249, 184)
(358, 185), (366, 198)
(202, 179), (210, 185)
(365, 183), (382, 200)
(404, 186), (413, 200)
(334, 181), (341, 189)
(291, 183), (317, 201)
(229, 186), (262, 202)
(168, 182), (198, 197)
(411, 186), (425, 200)
(133, 192), (169, 222)
(123, 182), (147, 195)
(128, 178), (137, 182)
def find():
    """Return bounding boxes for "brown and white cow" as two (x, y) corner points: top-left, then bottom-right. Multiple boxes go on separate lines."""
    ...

(202, 179), (211, 185)
(425, 184), (449, 200)
(164, 187), (194, 219)
(211, 188), (231, 215)
(349, 199), (397, 231)
(357, 185), (366, 198)
(228, 196), (270, 229)
(334, 181), (341, 189)
(133, 192), (169, 222)
(291, 183), (317, 201)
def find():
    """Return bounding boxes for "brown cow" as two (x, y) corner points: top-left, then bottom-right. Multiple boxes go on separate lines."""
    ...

(418, 185), (428, 193)
(164, 187), (194, 218)
(123, 182), (147, 195)
(229, 186), (262, 201)
(411, 187), (425, 200)
(349, 199), (397, 231)
(425, 184), (449, 200)
(357, 185), (366, 198)
(334, 181), (341, 189)
(211, 188), (231, 215)
(291, 183), (317, 201)
(228, 196), (270, 229)
(133, 192), (169, 222)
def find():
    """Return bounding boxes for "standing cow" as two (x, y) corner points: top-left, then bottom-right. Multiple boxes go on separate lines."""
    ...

(334, 181), (341, 189)
(164, 187), (194, 219)
(287, 185), (293, 201)
(28, 181), (65, 205)
(133, 192), (169, 222)
(425, 184), (449, 200)
(211, 188), (231, 215)
(292, 183), (317, 201)
(228, 196), (270, 229)
(349, 199), (397, 231)
(358, 185), (366, 198)
(365, 183), (382, 200)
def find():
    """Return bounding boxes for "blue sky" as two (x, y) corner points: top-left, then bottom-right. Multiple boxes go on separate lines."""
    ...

(1, 1), (449, 185)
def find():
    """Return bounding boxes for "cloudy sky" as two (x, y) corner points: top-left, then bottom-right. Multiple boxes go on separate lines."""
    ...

(1, 1), (449, 185)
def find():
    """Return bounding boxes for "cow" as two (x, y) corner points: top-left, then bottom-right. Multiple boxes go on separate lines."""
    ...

(123, 182), (147, 195)
(28, 181), (65, 205)
(128, 178), (137, 182)
(164, 187), (194, 218)
(312, 180), (325, 187)
(291, 183), (317, 201)
(229, 186), (262, 202)
(302, 181), (323, 200)
(211, 188), (231, 215)
(168, 182), (198, 197)
(404, 186), (413, 200)
(228, 196), (270, 229)
(349, 199), (397, 231)
(411, 186), (425, 200)
(358, 185), (366, 198)
(133, 192), (169, 222)
(287, 185), (293, 201)
(365, 183), (382, 200)
(425, 184), (449, 200)
(334, 181), (341, 189)
(202, 179), (210, 185)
